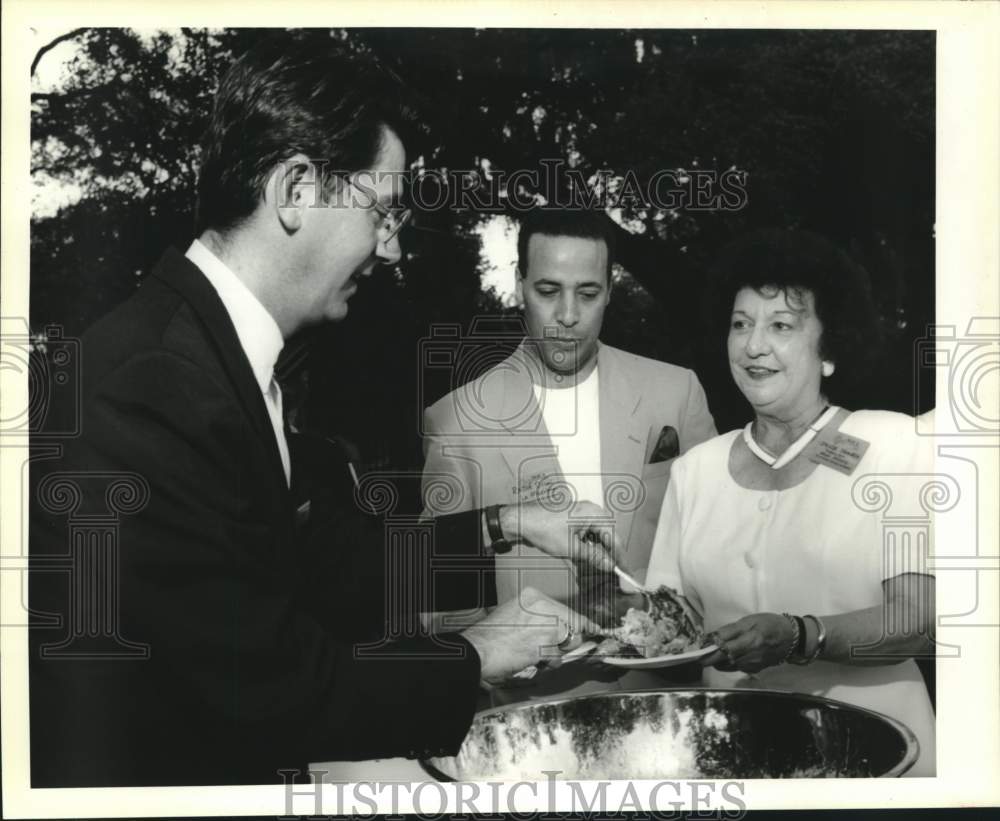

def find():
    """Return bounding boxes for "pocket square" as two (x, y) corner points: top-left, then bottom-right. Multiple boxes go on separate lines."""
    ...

(649, 425), (680, 464)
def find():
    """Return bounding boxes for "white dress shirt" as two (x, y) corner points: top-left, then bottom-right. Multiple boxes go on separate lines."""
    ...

(185, 239), (291, 486)
(532, 366), (604, 507)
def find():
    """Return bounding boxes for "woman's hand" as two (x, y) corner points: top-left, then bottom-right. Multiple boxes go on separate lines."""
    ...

(702, 613), (796, 673)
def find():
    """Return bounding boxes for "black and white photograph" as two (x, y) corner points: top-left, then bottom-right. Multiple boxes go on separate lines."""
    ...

(2, 1), (998, 817)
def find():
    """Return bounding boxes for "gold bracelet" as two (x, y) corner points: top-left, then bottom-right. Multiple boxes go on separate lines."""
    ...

(789, 614), (827, 665)
(780, 613), (800, 664)
(807, 614), (828, 659)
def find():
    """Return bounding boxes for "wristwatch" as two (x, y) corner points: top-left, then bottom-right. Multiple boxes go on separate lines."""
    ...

(484, 504), (512, 554)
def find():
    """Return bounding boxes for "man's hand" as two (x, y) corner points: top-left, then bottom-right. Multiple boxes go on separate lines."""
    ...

(497, 500), (623, 574)
(461, 587), (601, 685)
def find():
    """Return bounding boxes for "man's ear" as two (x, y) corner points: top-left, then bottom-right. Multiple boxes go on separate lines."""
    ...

(514, 268), (525, 306)
(267, 153), (317, 233)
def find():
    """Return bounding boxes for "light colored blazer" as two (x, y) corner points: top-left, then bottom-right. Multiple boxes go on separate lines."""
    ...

(421, 342), (716, 604)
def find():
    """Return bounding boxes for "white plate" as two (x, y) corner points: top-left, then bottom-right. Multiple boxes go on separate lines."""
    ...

(559, 640), (599, 663)
(507, 640), (600, 682)
(600, 644), (717, 669)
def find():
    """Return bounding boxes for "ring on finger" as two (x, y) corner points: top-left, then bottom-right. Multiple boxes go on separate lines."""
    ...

(722, 645), (737, 665)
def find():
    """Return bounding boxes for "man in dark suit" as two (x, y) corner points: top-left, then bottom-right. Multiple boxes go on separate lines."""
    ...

(29, 35), (615, 787)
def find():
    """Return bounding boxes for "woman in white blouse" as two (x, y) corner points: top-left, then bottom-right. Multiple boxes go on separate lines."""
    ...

(644, 229), (937, 776)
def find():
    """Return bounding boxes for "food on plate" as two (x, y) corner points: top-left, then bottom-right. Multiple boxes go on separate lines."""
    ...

(597, 585), (704, 658)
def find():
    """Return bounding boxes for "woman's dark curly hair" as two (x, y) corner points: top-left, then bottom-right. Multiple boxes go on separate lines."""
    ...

(712, 228), (883, 406)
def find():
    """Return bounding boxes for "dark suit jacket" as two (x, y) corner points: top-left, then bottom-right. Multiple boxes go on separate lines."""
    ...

(29, 248), (495, 787)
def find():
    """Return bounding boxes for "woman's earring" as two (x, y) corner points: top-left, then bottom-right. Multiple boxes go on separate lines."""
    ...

(822, 361), (835, 377)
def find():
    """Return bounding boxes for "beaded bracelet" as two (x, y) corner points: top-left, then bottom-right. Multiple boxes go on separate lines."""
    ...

(780, 612), (800, 664)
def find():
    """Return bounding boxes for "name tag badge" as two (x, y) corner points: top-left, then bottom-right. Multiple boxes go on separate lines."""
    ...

(809, 433), (870, 475)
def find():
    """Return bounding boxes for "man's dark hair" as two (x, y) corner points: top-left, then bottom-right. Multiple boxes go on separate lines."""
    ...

(196, 33), (415, 234)
(516, 209), (617, 281)
(712, 227), (883, 406)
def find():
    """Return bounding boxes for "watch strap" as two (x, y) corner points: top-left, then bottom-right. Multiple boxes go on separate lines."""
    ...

(485, 504), (512, 554)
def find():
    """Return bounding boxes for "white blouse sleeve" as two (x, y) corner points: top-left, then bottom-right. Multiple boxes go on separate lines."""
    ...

(883, 413), (940, 582)
(644, 465), (685, 592)
(852, 411), (939, 582)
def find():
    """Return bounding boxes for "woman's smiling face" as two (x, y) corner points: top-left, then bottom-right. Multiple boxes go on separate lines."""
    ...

(727, 285), (826, 419)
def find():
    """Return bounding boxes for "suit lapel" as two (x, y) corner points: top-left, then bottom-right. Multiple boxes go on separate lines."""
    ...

(151, 248), (290, 497)
(598, 345), (648, 545)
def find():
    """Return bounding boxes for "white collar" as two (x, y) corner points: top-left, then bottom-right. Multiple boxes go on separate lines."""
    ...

(743, 405), (840, 470)
(185, 239), (284, 393)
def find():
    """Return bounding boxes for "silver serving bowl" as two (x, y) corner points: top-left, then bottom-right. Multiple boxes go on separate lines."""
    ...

(422, 688), (919, 781)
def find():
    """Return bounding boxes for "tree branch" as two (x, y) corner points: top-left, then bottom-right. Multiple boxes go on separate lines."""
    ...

(31, 86), (104, 105)
(31, 28), (88, 77)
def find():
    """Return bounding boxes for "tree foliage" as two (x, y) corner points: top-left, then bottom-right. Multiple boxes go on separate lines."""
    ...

(31, 27), (934, 463)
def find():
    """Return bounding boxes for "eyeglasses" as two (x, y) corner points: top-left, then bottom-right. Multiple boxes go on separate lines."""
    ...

(369, 197), (412, 242)
(343, 176), (412, 242)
